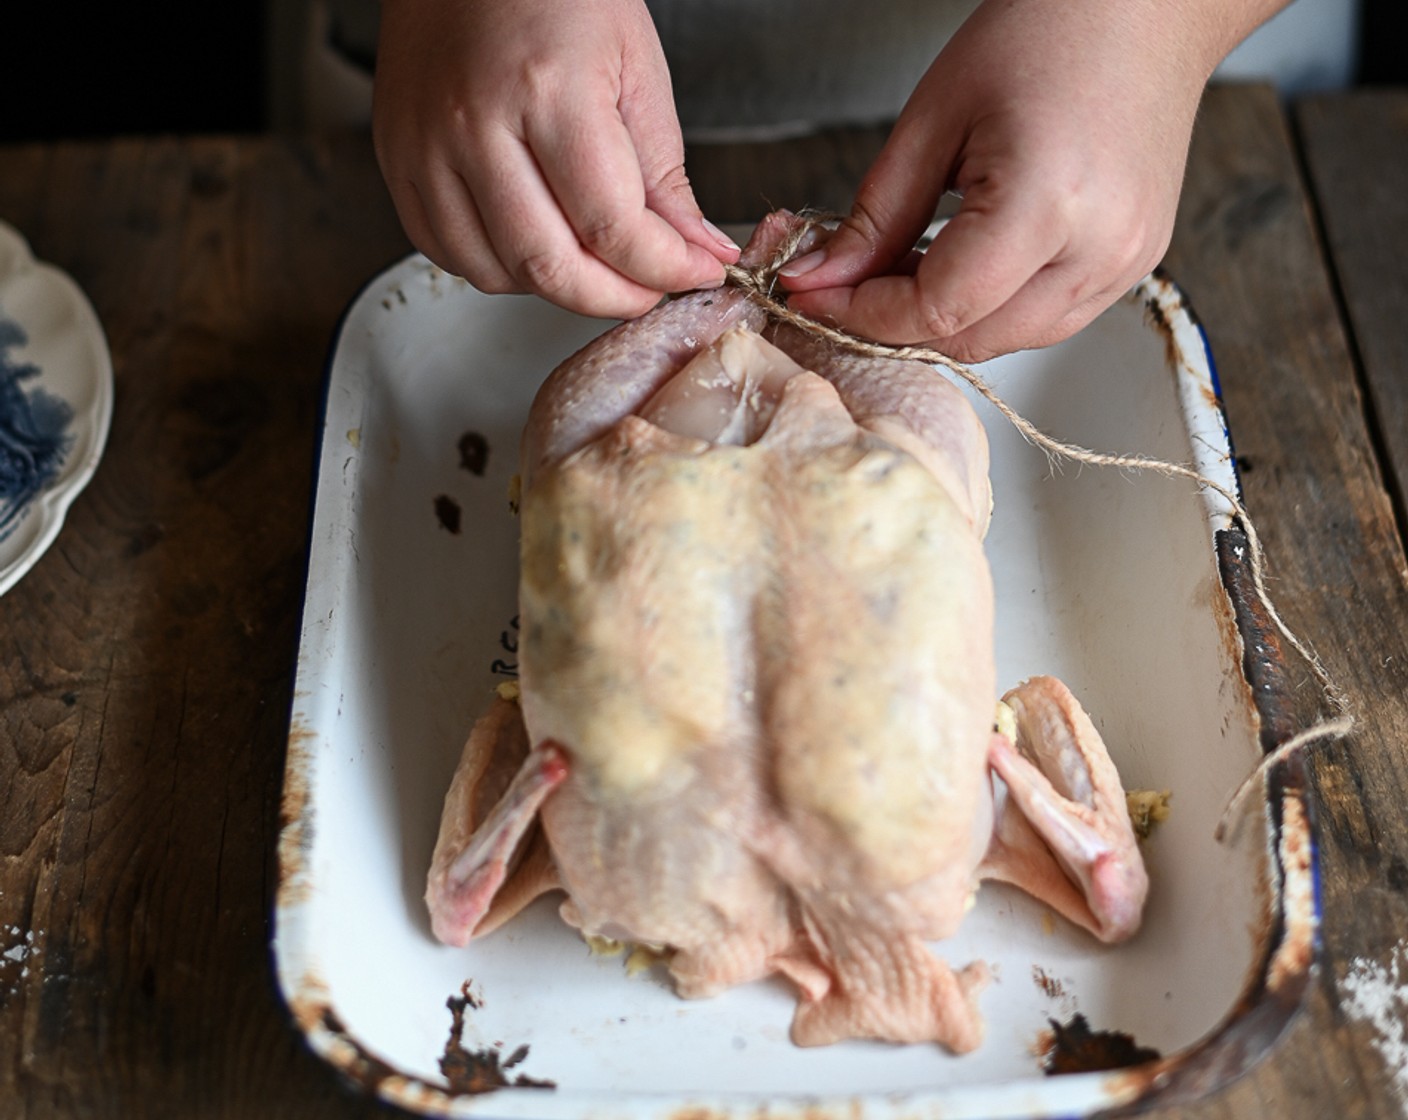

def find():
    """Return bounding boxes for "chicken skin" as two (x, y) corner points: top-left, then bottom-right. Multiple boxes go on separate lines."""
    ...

(426, 213), (1148, 1053)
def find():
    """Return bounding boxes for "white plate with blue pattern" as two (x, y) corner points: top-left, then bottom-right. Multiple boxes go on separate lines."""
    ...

(0, 221), (113, 597)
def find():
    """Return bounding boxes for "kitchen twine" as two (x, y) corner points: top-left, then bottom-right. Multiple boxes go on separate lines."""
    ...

(722, 213), (1353, 843)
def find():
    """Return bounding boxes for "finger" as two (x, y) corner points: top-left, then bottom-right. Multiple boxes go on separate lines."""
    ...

(910, 199), (1072, 337)
(466, 134), (674, 319)
(788, 197), (1069, 345)
(411, 165), (520, 293)
(891, 248), (925, 277)
(934, 214), (1161, 361)
(939, 268), (1139, 362)
(375, 133), (459, 275)
(382, 174), (454, 272)
(615, 23), (741, 265)
(931, 267), (1112, 363)
(786, 274), (930, 345)
(528, 91), (729, 293)
(778, 109), (955, 292)
(646, 164), (741, 266)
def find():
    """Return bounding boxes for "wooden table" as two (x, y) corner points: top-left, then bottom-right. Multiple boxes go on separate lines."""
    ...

(1, 83), (1406, 1119)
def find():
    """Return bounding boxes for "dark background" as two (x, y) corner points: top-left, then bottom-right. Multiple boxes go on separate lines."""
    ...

(2, 5), (268, 142)
(0, 1), (1404, 143)
(1357, 0), (1405, 87)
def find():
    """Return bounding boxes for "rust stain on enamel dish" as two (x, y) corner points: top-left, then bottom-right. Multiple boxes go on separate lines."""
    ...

(1209, 561), (1253, 704)
(458, 430), (490, 476)
(287, 976), (525, 1111)
(1039, 1013), (1161, 1076)
(434, 493), (463, 534)
(667, 1103), (867, 1120)
(1212, 524), (1319, 995)
(317, 1005), (404, 1092)
(1144, 271), (1221, 413)
(292, 982), (422, 1101)
(1267, 793), (1316, 995)
(440, 982), (556, 1093)
(1215, 527), (1301, 750)
(1032, 965), (1066, 1000)
(287, 971), (334, 1034)
(278, 719), (318, 909)
(1097, 1058), (1176, 1111)
(1142, 278), (1183, 376)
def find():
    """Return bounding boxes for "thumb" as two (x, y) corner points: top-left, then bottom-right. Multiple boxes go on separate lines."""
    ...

(780, 121), (953, 291)
(646, 160), (740, 264)
(618, 50), (740, 263)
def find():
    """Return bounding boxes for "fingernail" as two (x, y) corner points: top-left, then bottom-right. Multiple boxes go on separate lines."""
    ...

(778, 249), (826, 279)
(701, 218), (739, 251)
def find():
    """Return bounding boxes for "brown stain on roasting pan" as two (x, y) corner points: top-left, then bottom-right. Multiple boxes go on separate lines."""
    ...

(277, 718), (318, 910)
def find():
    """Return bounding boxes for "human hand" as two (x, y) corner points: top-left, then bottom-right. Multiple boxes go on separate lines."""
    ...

(372, 0), (738, 319)
(780, 0), (1282, 362)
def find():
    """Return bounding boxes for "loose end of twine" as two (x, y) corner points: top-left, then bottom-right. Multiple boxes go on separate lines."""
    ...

(1214, 715), (1355, 844)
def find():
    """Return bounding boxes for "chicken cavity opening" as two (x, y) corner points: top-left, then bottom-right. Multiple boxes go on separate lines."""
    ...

(638, 326), (808, 445)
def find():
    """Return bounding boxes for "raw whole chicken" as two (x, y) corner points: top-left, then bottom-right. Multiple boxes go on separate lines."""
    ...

(426, 212), (1148, 1053)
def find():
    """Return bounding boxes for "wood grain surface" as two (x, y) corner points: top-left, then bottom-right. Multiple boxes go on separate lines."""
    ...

(0, 136), (407, 1119)
(1, 86), (1406, 1119)
(1296, 90), (1408, 548)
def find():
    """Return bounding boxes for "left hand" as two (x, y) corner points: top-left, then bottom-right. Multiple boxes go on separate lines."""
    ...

(778, 0), (1278, 362)
(372, 0), (736, 321)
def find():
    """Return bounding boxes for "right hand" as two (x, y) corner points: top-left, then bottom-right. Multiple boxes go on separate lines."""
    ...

(780, 0), (1265, 362)
(373, 0), (739, 319)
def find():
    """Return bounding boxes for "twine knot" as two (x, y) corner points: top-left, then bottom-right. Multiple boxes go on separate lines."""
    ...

(723, 262), (776, 300)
